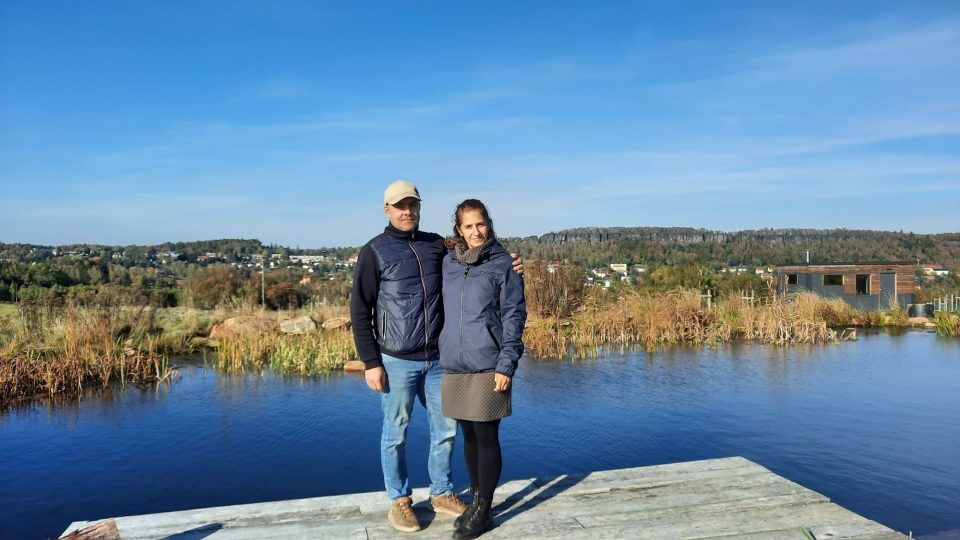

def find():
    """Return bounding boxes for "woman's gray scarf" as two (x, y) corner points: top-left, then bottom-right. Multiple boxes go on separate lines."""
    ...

(454, 238), (494, 264)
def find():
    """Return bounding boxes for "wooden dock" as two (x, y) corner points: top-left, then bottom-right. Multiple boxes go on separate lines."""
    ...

(60, 456), (909, 539)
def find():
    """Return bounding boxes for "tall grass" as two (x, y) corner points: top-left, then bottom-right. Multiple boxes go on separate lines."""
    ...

(2, 298), (359, 407)
(524, 290), (888, 359)
(931, 312), (960, 337)
(207, 307), (357, 374)
(153, 307), (214, 353)
(214, 328), (358, 375)
(270, 332), (357, 375)
(0, 297), (175, 408)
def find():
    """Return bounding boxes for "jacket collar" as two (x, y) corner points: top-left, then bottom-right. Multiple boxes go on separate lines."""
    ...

(450, 238), (506, 265)
(384, 223), (417, 241)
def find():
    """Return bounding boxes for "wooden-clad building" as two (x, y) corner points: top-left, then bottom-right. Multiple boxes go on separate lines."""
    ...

(776, 261), (915, 310)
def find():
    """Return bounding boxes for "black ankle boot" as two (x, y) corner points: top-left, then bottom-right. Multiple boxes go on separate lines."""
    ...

(452, 496), (493, 540)
(454, 487), (480, 529)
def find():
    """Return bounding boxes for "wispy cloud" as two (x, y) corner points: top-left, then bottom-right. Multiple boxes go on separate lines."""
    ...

(757, 21), (960, 79)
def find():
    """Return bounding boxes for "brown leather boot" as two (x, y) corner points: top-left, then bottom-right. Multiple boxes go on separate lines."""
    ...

(388, 496), (420, 532)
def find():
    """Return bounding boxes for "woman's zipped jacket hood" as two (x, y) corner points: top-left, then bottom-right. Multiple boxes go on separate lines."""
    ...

(439, 239), (526, 377)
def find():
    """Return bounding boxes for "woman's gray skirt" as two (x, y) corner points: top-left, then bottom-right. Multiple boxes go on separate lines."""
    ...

(441, 371), (512, 422)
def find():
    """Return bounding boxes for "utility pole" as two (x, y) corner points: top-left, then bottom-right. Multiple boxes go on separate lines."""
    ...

(261, 252), (266, 309)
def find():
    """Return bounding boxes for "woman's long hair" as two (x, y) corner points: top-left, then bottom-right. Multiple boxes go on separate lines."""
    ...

(445, 199), (496, 250)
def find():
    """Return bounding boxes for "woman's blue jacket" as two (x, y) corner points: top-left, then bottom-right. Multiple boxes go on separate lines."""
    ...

(439, 240), (527, 377)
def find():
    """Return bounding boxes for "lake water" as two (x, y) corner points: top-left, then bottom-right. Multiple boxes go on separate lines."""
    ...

(2, 330), (958, 539)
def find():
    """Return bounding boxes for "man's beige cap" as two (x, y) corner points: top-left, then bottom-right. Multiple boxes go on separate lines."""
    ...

(384, 179), (421, 205)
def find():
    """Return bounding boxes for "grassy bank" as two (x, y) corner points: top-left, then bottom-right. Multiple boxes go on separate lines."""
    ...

(0, 302), (358, 407)
(214, 331), (357, 375)
(0, 289), (946, 407)
(0, 299), (175, 408)
(932, 312), (960, 337)
(524, 290), (901, 359)
(0, 303), (17, 319)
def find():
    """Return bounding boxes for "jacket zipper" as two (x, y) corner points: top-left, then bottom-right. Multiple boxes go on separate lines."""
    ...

(381, 311), (387, 341)
(409, 240), (430, 359)
(460, 265), (469, 370)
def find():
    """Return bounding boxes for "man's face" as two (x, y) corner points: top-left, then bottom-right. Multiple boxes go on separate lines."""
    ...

(384, 197), (421, 232)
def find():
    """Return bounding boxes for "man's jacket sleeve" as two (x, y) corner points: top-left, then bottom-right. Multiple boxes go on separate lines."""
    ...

(350, 246), (383, 370)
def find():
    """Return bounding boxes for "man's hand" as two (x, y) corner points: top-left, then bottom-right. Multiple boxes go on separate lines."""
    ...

(510, 253), (524, 276)
(494, 373), (512, 392)
(365, 367), (387, 393)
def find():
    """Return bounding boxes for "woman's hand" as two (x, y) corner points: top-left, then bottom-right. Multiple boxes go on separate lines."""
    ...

(494, 372), (512, 392)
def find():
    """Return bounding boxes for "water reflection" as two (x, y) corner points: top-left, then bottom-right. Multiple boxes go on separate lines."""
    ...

(1, 332), (957, 540)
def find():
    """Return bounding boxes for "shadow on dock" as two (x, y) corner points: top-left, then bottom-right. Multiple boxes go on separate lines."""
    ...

(494, 474), (582, 526)
(162, 523), (223, 540)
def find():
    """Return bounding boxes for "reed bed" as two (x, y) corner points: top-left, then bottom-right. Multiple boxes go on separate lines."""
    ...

(270, 332), (357, 375)
(524, 290), (891, 359)
(0, 299), (174, 408)
(214, 328), (358, 375)
(931, 312), (960, 337)
(1, 286), (938, 406)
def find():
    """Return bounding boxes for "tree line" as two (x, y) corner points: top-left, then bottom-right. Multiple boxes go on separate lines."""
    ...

(503, 228), (960, 270)
(2, 228), (958, 309)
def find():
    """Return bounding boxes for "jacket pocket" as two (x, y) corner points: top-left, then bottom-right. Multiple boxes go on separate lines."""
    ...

(484, 324), (501, 351)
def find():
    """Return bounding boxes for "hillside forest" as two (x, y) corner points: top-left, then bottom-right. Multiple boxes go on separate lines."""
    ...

(2, 228), (958, 309)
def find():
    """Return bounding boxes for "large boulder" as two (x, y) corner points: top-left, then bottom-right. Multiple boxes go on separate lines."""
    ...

(208, 316), (271, 339)
(322, 316), (351, 330)
(343, 360), (365, 372)
(280, 316), (317, 334)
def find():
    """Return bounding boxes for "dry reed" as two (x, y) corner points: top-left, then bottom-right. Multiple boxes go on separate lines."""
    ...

(524, 290), (887, 359)
(211, 308), (358, 375)
(1, 299), (174, 408)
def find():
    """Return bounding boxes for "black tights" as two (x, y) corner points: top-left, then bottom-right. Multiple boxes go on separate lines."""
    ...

(459, 419), (502, 500)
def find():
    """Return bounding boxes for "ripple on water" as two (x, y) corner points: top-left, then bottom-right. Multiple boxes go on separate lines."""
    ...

(2, 333), (958, 540)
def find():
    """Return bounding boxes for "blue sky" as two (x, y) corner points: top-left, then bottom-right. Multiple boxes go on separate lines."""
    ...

(2, 1), (958, 248)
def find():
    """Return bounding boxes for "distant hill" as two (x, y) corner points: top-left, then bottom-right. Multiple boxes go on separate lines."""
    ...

(4, 228), (959, 270)
(503, 228), (960, 269)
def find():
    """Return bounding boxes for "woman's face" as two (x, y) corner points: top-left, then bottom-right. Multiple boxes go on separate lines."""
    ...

(458, 209), (488, 249)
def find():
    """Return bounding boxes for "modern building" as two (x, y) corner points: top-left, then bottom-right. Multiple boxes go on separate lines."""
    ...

(776, 261), (915, 310)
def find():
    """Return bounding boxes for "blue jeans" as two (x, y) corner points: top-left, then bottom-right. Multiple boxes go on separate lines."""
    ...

(380, 354), (457, 500)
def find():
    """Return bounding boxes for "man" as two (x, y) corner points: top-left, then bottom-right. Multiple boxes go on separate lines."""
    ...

(351, 179), (521, 533)
(350, 179), (466, 532)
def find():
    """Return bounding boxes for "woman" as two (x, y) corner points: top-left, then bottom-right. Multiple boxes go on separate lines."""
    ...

(439, 199), (526, 540)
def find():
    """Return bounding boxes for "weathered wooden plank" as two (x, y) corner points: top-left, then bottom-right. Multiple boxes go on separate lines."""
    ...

(707, 521), (909, 540)
(58, 458), (909, 540)
(492, 473), (824, 528)
(126, 520), (369, 540)
(499, 502), (885, 539)
(493, 457), (769, 514)
(114, 504), (360, 539)
(60, 457), (752, 536)
(501, 491), (829, 531)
